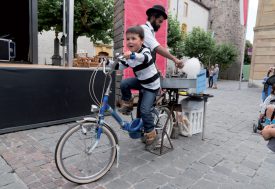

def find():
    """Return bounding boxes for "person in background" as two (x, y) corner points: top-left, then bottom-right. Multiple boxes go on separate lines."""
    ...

(212, 64), (219, 89)
(267, 67), (275, 77)
(259, 84), (275, 125)
(208, 65), (214, 88)
(205, 66), (209, 85)
(261, 125), (275, 152)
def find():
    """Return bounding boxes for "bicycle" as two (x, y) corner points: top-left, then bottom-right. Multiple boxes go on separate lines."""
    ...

(54, 54), (173, 184)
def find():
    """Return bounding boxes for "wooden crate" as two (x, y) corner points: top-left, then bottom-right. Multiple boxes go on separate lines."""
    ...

(73, 56), (100, 68)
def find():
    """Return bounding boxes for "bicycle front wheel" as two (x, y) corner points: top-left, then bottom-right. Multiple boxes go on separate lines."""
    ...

(55, 122), (117, 184)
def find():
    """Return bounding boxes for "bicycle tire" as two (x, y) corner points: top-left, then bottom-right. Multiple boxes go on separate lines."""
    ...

(55, 122), (117, 184)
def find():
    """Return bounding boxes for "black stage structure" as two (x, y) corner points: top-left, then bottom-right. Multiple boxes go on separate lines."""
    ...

(0, 65), (115, 134)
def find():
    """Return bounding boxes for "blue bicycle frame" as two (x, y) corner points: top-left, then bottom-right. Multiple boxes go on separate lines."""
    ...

(95, 62), (144, 141)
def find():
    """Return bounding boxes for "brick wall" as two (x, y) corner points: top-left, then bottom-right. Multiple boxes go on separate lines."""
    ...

(114, 0), (124, 106)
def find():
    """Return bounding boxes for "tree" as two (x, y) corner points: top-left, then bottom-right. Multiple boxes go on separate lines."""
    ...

(183, 27), (215, 65)
(244, 40), (252, 65)
(212, 43), (238, 70)
(167, 15), (185, 59)
(38, 0), (114, 56)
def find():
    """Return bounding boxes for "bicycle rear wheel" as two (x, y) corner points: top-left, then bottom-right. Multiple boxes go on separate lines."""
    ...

(153, 106), (173, 137)
(55, 122), (117, 184)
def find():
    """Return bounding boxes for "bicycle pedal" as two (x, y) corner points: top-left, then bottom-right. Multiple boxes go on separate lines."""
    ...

(122, 111), (131, 115)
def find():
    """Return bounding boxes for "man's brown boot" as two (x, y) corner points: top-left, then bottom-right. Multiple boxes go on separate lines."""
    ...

(118, 99), (134, 114)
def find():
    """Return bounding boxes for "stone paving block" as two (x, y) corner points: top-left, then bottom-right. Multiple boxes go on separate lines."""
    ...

(61, 182), (80, 189)
(199, 153), (223, 167)
(224, 152), (246, 163)
(181, 167), (204, 180)
(189, 179), (220, 189)
(188, 162), (210, 174)
(229, 171), (252, 184)
(241, 159), (261, 171)
(0, 173), (16, 187)
(250, 175), (275, 189)
(104, 178), (131, 189)
(170, 157), (193, 170)
(95, 168), (120, 186)
(220, 183), (265, 189)
(160, 184), (177, 189)
(170, 176), (194, 189)
(234, 164), (256, 177)
(147, 157), (171, 170)
(134, 163), (156, 177)
(0, 157), (12, 175)
(120, 156), (147, 168)
(43, 181), (58, 189)
(133, 179), (158, 189)
(203, 171), (230, 184)
(94, 186), (107, 189)
(159, 166), (182, 178)
(111, 162), (134, 177)
(212, 165), (232, 176)
(122, 170), (144, 184)
(149, 172), (170, 186)
(0, 182), (28, 189)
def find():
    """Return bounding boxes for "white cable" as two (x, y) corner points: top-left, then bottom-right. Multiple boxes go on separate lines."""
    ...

(88, 67), (99, 105)
(89, 62), (102, 106)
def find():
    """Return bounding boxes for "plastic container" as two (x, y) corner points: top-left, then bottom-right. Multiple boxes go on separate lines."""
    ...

(181, 97), (204, 112)
(179, 98), (204, 136)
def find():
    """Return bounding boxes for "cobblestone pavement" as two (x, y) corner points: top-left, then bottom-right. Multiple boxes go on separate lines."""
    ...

(1, 81), (275, 189)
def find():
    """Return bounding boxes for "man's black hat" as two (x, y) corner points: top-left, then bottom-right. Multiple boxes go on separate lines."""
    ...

(146, 5), (168, 20)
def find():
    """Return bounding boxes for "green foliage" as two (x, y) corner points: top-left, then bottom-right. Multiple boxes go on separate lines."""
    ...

(38, 0), (114, 54)
(38, 0), (63, 32)
(244, 40), (252, 65)
(73, 0), (114, 44)
(183, 27), (215, 64)
(212, 43), (238, 69)
(167, 15), (185, 59)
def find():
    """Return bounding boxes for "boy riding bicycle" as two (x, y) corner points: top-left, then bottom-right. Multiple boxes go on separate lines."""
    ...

(118, 25), (160, 147)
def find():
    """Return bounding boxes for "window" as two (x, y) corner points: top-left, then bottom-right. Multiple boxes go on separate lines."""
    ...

(184, 2), (188, 17)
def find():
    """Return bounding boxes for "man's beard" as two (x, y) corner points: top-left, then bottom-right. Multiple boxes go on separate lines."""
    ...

(151, 20), (160, 32)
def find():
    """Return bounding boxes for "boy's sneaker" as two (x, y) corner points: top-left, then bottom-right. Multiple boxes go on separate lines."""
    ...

(118, 99), (134, 115)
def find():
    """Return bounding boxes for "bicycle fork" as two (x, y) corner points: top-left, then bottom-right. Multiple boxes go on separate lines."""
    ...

(79, 117), (120, 168)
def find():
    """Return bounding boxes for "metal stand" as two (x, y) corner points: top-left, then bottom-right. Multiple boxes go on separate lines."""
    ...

(146, 106), (174, 155)
(146, 89), (180, 156)
(202, 96), (208, 140)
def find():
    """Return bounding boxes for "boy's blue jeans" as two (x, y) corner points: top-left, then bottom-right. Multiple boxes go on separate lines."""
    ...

(120, 78), (158, 133)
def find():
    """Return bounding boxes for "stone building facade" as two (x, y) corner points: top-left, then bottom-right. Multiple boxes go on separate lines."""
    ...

(249, 0), (275, 87)
(169, 0), (210, 32)
(199, 0), (246, 80)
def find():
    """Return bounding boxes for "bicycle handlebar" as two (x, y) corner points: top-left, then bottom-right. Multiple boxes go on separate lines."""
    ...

(101, 53), (124, 76)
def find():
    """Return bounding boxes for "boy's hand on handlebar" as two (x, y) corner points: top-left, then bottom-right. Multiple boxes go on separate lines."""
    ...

(123, 51), (132, 59)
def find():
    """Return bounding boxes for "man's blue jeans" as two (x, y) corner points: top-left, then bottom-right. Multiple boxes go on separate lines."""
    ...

(120, 78), (158, 133)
